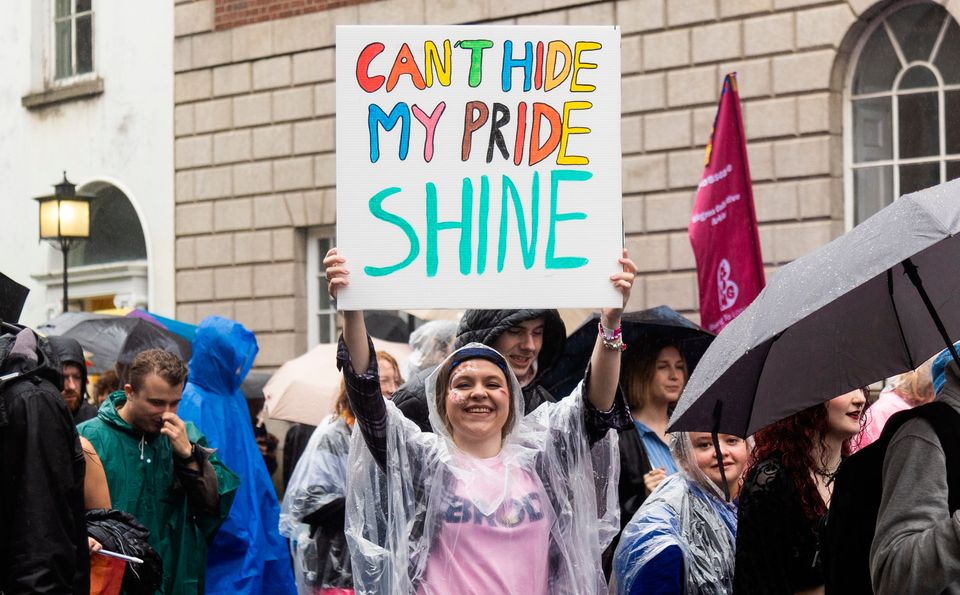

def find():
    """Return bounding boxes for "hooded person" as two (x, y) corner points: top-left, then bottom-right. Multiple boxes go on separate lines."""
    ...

(79, 348), (240, 595)
(48, 336), (99, 424)
(392, 309), (566, 432)
(612, 432), (749, 595)
(325, 247), (636, 594)
(177, 316), (296, 595)
(0, 324), (89, 594)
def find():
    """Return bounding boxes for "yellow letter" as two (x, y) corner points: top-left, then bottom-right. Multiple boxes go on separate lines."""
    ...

(571, 41), (601, 92)
(544, 41), (572, 91)
(558, 101), (591, 165)
(424, 39), (452, 87)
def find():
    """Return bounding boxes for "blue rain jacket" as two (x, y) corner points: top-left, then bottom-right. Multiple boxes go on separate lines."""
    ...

(179, 316), (296, 595)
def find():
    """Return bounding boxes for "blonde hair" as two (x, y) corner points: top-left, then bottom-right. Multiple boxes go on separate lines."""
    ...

(622, 341), (687, 412)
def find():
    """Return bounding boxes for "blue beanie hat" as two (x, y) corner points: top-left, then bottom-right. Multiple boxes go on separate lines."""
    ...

(931, 341), (960, 395)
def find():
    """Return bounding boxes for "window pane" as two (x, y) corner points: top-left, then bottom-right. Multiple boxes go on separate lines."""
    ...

(76, 15), (92, 74)
(900, 162), (941, 195)
(898, 92), (939, 158)
(899, 65), (937, 90)
(76, 0), (92, 13)
(854, 166), (894, 223)
(888, 4), (946, 62)
(948, 160), (960, 182)
(68, 186), (148, 267)
(55, 20), (72, 79)
(853, 97), (893, 163)
(318, 285), (331, 309)
(947, 91), (960, 155)
(934, 20), (960, 85)
(853, 26), (900, 95)
(55, 0), (71, 17)
(319, 314), (334, 343)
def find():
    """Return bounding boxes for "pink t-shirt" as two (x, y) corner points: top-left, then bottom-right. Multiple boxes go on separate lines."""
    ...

(851, 389), (911, 453)
(418, 455), (552, 595)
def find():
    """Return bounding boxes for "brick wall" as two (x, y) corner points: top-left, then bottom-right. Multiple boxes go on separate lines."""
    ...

(214, 0), (376, 30)
(174, 0), (904, 366)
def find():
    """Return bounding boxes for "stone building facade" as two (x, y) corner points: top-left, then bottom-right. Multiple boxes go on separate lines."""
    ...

(173, 0), (960, 366)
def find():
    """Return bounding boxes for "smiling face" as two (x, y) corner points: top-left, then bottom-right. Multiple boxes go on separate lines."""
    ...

(650, 346), (686, 405)
(442, 359), (512, 449)
(825, 389), (867, 440)
(491, 318), (544, 385)
(378, 356), (400, 399)
(121, 373), (184, 435)
(688, 432), (749, 496)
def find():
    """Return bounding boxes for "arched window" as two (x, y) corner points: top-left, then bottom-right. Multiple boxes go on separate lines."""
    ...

(848, 2), (960, 224)
(67, 183), (147, 266)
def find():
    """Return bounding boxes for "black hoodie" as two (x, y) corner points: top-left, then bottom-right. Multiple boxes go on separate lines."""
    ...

(48, 336), (98, 424)
(0, 326), (89, 594)
(393, 309), (566, 432)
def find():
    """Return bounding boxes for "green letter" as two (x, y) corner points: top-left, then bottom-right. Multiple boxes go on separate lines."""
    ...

(545, 170), (590, 269)
(364, 187), (420, 276)
(455, 40), (494, 87)
(426, 180), (473, 277)
(497, 173), (539, 271)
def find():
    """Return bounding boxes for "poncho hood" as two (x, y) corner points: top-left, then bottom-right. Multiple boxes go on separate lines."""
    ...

(188, 316), (258, 394)
(425, 342), (525, 448)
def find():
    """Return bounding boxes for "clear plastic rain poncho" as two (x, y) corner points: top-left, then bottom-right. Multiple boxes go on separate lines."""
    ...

(279, 415), (354, 593)
(344, 342), (621, 594)
(404, 320), (458, 378)
(612, 432), (738, 595)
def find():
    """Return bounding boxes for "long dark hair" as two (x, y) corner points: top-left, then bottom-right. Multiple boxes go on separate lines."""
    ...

(621, 339), (688, 412)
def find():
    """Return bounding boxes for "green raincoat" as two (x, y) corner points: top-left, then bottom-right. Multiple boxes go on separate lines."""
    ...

(79, 391), (240, 594)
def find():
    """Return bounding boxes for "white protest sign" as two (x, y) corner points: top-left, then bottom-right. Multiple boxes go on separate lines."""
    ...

(335, 26), (622, 310)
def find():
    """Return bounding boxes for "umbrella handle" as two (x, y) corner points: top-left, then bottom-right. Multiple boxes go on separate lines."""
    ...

(902, 258), (960, 365)
(711, 400), (731, 503)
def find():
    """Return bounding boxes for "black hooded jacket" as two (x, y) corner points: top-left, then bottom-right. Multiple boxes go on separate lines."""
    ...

(48, 335), (98, 424)
(393, 309), (566, 432)
(0, 327), (89, 594)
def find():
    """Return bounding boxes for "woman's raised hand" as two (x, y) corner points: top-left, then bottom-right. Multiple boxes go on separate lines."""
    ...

(324, 247), (349, 300)
(602, 248), (638, 324)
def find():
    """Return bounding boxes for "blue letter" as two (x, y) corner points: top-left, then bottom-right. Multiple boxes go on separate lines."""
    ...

(364, 187), (420, 276)
(426, 180), (473, 277)
(501, 40), (533, 92)
(368, 102), (411, 163)
(546, 170), (590, 269)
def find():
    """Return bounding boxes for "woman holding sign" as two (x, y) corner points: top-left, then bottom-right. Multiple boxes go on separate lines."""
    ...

(326, 247), (636, 594)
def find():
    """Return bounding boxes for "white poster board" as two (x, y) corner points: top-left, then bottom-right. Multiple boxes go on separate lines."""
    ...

(335, 26), (622, 310)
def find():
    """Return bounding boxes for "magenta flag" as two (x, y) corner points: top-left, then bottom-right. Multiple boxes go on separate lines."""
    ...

(689, 73), (765, 333)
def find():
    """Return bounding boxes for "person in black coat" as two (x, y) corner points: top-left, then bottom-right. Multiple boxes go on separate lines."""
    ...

(391, 309), (566, 432)
(0, 326), (89, 594)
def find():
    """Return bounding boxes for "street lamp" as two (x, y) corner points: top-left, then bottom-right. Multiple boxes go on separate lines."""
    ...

(34, 172), (93, 314)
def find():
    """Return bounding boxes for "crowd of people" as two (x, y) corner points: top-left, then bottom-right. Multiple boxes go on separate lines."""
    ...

(3, 243), (960, 595)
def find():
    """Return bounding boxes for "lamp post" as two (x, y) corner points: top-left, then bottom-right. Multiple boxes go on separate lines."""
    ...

(34, 172), (93, 314)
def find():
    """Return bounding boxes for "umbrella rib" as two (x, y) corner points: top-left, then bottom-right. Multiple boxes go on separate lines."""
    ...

(887, 268), (916, 370)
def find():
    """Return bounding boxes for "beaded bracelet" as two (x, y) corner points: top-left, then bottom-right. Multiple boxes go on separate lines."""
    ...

(598, 322), (627, 351)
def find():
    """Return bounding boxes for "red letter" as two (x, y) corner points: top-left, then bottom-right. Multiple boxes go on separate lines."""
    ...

(357, 42), (385, 93)
(529, 103), (561, 166)
(462, 101), (489, 161)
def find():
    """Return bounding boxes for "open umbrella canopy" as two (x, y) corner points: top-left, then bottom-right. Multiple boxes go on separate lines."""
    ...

(50, 316), (192, 375)
(261, 338), (411, 426)
(539, 306), (714, 399)
(127, 309), (199, 343)
(669, 178), (960, 438)
(0, 271), (29, 324)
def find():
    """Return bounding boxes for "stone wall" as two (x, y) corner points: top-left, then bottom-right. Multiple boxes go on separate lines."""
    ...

(173, 0), (928, 366)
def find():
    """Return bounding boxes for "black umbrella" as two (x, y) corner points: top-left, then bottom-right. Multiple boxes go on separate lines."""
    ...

(59, 317), (192, 375)
(539, 306), (715, 399)
(364, 311), (410, 343)
(669, 178), (960, 440)
(0, 272), (29, 324)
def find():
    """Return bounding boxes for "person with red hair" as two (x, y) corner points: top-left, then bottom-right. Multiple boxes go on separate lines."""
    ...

(733, 389), (866, 594)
